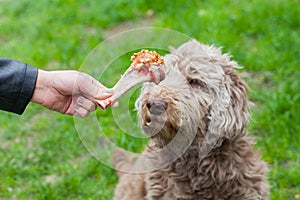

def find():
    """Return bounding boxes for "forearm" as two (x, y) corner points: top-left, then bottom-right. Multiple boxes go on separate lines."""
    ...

(0, 58), (38, 114)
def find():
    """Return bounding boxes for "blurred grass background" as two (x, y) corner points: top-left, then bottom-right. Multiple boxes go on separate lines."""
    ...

(0, 0), (299, 199)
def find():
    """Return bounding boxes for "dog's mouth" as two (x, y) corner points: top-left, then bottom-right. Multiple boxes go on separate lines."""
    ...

(141, 97), (180, 143)
(142, 113), (180, 147)
(142, 109), (168, 137)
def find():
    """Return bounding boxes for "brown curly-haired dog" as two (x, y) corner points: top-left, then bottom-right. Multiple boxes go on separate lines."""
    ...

(112, 40), (269, 200)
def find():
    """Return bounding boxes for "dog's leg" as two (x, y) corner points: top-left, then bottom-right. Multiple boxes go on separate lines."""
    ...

(112, 149), (146, 200)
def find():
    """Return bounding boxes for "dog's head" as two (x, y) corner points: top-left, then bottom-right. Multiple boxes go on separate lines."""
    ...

(136, 40), (249, 154)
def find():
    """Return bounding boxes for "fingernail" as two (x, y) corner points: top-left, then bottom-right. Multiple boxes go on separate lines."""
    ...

(95, 88), (114, 100)
(77, 97), (84, 104)
(100, 89), (113, 97)
(103, 89), (113, 95)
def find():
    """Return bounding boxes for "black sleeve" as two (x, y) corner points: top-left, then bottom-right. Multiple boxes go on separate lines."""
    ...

(0, 58), (38, 114)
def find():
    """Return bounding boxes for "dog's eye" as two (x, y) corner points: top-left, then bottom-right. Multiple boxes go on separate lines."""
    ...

(188, 79), (201, 87)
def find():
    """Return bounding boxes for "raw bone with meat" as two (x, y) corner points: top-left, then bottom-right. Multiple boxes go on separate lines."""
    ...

(96, 50), (166, 110)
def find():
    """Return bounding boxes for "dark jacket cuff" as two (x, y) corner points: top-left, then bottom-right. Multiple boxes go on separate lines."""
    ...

(0, 59), (38, 114)
(13, 65), (38, 114)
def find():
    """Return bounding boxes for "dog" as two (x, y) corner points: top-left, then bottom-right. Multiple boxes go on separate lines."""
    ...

(112, 40), (269, 200)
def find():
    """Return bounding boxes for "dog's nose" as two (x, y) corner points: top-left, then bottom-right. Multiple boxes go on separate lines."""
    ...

(146, 98), (168, 115)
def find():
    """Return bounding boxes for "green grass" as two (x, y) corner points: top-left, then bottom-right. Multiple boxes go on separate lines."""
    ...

(0, 0), (299, 199)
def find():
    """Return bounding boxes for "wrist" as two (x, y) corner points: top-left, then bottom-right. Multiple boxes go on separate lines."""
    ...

(31, 69), (51, 104)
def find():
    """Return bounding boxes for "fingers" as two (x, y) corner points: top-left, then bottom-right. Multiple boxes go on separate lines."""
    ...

(73, 96), (97, 118)
(64, 72), (113, 117)
(77, 96), (96, 112)
(74, 106), (90, 118)
(76, 72), (113, 100)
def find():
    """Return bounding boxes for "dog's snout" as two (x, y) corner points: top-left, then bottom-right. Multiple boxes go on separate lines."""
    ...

(146, 98), (168, 115)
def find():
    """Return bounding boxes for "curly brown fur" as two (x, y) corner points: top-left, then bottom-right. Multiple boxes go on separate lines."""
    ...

(112, 40), (269, 200)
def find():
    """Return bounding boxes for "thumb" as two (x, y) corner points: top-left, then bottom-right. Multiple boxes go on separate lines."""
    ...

(95, 87), (114, 100)
(75, 72), (113, 100)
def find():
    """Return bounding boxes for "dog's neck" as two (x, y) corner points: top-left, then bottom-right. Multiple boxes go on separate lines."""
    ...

(149, 129), (247, 164)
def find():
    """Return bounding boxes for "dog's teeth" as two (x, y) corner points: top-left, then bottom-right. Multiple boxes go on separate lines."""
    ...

(146, 122), (151, 126)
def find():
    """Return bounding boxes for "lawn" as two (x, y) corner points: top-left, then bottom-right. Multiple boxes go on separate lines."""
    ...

(0, 0), (299, 199)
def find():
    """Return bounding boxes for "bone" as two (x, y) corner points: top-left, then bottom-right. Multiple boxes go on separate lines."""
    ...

(96, 50), (165, 110)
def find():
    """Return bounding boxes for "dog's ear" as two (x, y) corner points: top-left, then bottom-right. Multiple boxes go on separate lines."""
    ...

(199, 60), (250, 160)
(210, 62), (250, 137)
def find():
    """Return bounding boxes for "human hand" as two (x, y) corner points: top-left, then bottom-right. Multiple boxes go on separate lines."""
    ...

(31, 70), (113, 117)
